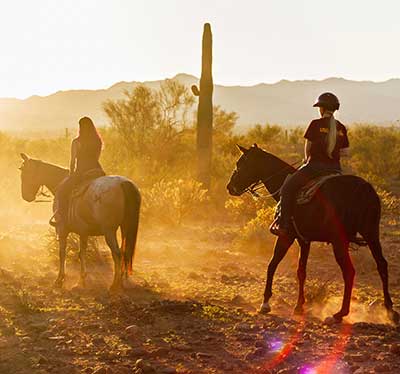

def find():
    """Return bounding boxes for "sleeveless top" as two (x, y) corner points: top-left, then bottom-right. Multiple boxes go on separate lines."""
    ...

(75, 139), (102, 174)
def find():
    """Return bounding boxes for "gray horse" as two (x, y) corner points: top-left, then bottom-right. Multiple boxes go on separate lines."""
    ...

(19, 153), (141, 291)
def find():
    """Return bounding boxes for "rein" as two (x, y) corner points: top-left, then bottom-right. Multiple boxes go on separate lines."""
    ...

(245, 159), (303, 199)
(34, 185), (53, 203)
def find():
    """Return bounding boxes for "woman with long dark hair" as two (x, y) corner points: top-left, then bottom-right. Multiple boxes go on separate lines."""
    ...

(51, 116), (105, 226)
(271, 92), (350, 236)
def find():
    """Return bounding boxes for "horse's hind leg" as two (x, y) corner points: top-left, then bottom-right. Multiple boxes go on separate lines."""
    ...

(78, 235), (88, 287)
(294, 240), (310, 315)
(54, 232), (67, 288)
(260, 235), (294, 313)
(332, 240), (355, 322)
(363, 233), (399, 323)
(104, 230), (122, 292)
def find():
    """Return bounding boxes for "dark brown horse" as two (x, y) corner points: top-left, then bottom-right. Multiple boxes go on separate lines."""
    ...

(19, 153), (141, 292)
(227, 144), (399, 324)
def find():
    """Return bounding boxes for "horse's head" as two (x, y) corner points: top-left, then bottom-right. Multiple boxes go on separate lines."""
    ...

(19, 153), (43, 202)
(227, 144), (264, 196)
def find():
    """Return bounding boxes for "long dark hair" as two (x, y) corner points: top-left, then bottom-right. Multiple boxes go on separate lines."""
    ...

(77, 117), (103, 147)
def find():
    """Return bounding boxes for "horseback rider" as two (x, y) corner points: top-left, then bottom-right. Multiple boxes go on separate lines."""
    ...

(271, 92), (349, 237)
(51, 116), (105, 227)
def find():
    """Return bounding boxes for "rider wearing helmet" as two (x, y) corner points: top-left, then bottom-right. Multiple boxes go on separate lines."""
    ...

(271, 92), (349, 237)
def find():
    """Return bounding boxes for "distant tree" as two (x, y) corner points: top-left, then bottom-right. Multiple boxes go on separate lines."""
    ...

(347, 125), (400, 180)
(211, 106), (240, 183)
(213, 105), (238, 137)
(103, 80), (194, 158)
(246, 123), (283, 146)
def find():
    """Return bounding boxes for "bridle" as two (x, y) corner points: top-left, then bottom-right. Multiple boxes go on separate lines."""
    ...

(34, 185), (53, 203)
(244, 159), (303, 199)
(20, 160), (53, 203)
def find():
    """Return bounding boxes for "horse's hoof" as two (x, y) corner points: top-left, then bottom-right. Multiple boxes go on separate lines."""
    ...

(324, 317), (340, 326)
(72, 283), (85, 292)
(388, 309), (400, 325)
(325, 313), (343, 323)
(293, 305), (304, 315)
(122, 277), (136, 290)
(259, 302), (271, 314)
(54, 278), (64, 288)
(109, 284), (123, 295)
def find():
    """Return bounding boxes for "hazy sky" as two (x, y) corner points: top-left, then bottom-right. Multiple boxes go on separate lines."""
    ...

(1, 0), (399, 98)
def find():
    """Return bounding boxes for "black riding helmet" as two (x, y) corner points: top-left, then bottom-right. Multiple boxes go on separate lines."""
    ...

(313, 92), (340, 111)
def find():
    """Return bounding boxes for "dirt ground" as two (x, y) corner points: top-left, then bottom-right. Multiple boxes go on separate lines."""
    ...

(0, 219), (400, 374)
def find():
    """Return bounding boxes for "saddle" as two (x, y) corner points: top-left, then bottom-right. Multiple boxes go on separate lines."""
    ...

(295, 173), (341, 205)
(68, 168), (106, 226)
(70, 168), (106, 199)
(270, 173), (341, 240)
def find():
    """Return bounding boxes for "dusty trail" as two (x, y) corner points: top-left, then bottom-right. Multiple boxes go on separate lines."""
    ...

(0, 222), (400, 374)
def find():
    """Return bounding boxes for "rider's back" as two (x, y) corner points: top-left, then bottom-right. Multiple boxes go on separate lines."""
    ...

(75, 138), (102, 174)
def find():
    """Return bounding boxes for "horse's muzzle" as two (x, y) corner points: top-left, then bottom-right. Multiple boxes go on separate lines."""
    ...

(22, 193), (36, 202)
(227, 183), (241, 196)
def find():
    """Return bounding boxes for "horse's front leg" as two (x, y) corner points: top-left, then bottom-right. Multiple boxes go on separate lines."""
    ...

(78, 235), (88, 287)
(54, 232), (68, 288)
(260, 235), (294, 313)
(105, 230), (122, 293)
(294, 240), (310, 315)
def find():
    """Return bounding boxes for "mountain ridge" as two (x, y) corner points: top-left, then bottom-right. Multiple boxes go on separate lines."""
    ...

(2, 74), (400, 133)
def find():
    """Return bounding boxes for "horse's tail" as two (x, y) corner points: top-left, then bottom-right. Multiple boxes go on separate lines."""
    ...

(120, 181), (141, 275)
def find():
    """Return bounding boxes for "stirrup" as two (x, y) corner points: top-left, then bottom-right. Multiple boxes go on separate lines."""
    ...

(269, 219), (290, 237)
(49, 211), (62, 227)
(49, 218), (59, 227)
(269, 217), (279, 235)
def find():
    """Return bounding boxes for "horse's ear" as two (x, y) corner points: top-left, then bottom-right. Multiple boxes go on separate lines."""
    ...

(253, 143), (259, 148)
(20, 153), (29, 161)
(237, 144), (248, 154)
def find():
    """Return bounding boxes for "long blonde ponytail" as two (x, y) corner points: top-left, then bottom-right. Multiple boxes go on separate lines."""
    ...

(325, 111), (337, 158)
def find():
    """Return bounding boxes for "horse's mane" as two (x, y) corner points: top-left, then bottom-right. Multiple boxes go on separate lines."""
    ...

(33, 159), (69, 174)
(256, 147), (297, 173)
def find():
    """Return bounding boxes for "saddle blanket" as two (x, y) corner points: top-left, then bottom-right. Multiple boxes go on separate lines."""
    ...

(296, 173), (341, 205)
(273, 173), (341, 221)
(68, 168), (106, 226)
(71, 168), (106, 199)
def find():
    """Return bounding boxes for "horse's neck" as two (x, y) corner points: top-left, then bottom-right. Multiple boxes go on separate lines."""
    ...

(259, 152), (296, 202)
(39, 162), (69, 195)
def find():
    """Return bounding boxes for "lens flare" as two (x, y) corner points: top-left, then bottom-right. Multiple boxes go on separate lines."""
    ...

(300, 366), (317, 374)
(269, 337), (283, 352)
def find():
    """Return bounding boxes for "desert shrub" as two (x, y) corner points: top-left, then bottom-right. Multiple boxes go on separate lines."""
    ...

(225, 194), (274, 223)
(234, 206), (276, 254)
(44, 229), (102, 264)
(347, 125), (400, 180)
(141, 179), (208, 225)
(377, 188), (400, 216)
(355, 171), (389, 190)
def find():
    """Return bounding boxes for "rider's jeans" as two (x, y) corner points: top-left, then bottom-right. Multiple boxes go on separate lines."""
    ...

(56, 173), (80, 219)
(279, 162), (341, 228)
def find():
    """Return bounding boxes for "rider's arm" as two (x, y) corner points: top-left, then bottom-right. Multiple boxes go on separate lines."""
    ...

(339, 125), (350, 158)
(69, 139), (78, 175)
(304, 139), (312, 161)
(340, 148), (350, 157)
(303, 120), (316, 163)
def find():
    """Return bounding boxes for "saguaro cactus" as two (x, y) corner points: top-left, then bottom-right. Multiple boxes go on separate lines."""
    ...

(191, 23), (213, 189)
